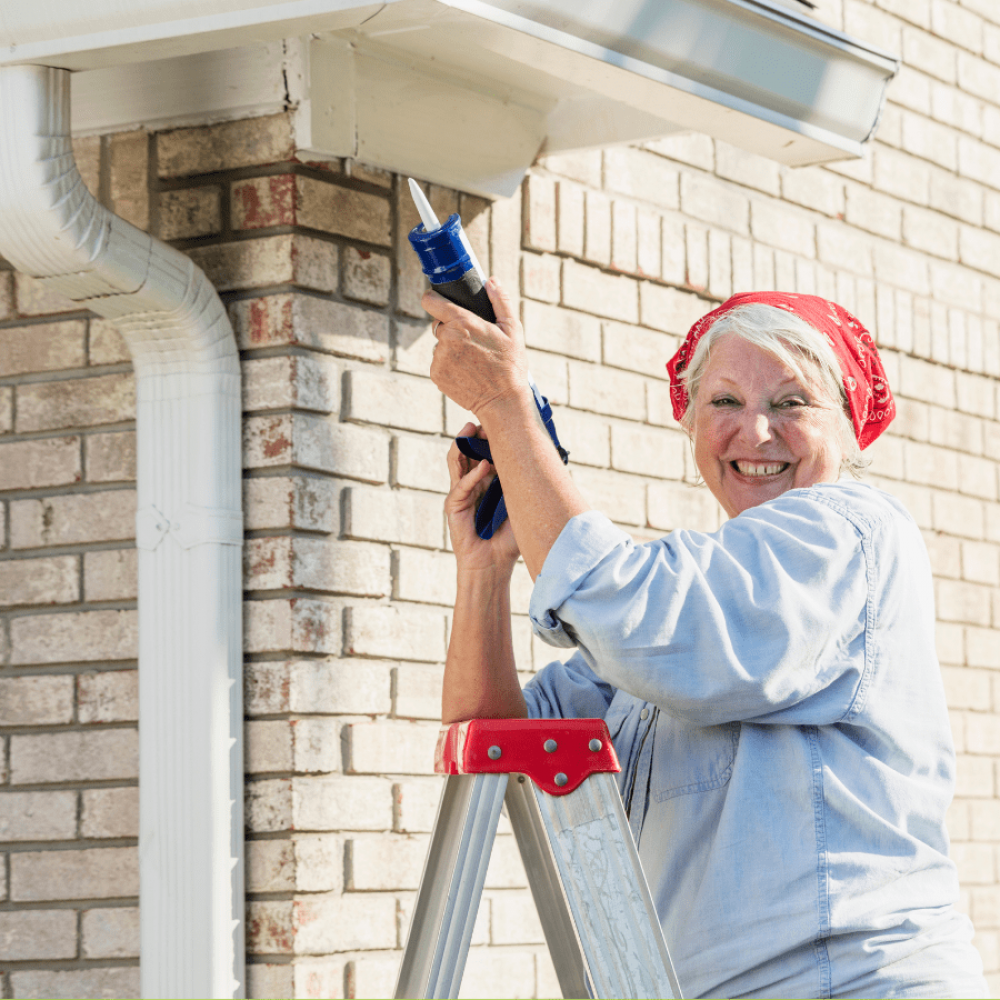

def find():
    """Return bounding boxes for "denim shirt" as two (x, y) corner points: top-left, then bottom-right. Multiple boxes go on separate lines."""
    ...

(524, 482), (987, 1000)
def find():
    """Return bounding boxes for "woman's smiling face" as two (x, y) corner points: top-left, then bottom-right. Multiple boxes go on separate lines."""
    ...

(690, 333), (847, 518)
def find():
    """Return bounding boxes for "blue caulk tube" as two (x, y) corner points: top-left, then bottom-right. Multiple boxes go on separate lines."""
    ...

(407, 178), (569, 539)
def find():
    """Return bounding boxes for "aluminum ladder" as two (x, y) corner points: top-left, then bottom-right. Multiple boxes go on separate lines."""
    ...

(394, 718), (683, 999)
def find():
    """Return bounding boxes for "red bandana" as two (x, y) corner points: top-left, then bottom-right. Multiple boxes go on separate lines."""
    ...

(666, 292), (895, 450)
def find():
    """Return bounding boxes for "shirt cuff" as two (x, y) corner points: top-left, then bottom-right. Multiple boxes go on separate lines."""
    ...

(528, 509), (633, 647)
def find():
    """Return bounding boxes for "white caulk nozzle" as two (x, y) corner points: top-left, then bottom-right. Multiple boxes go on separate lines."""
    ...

(408, 178), (441, 232)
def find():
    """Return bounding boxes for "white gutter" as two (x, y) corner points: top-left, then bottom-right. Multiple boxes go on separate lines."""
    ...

(0, 64), (244, 999)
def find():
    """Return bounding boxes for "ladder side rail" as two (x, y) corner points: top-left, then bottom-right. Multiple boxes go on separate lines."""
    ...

(532, 772), (683, 999)
(394, 773), (508, 999)
(503, 775), (592, 1000)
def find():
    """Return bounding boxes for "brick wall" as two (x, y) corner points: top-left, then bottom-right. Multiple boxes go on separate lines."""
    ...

(1, 0), (999, 996)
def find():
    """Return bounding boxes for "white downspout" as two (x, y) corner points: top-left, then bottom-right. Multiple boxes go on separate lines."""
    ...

(0, 65), (244, 999)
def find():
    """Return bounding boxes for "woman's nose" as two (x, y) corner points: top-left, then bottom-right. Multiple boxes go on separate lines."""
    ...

(738, 410), (773, 446)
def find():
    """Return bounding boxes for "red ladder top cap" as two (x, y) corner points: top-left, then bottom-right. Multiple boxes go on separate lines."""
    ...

(435, 718), (620, 796)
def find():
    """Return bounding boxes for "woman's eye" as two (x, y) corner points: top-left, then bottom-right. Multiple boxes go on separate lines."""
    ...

(776, 398), (807, 409)
(710, 396), (738, 407)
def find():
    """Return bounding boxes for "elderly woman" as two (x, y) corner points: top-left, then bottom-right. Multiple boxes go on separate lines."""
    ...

(425, 282), (988, 1000)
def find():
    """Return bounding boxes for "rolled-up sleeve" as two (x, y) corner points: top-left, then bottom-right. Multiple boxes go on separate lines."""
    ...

(528, 496), (873, 726)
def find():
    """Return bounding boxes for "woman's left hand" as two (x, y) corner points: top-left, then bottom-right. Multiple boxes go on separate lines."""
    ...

(426, 278), (530, 419)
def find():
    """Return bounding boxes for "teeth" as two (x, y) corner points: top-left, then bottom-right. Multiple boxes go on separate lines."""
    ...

(734, 461), (787, 477)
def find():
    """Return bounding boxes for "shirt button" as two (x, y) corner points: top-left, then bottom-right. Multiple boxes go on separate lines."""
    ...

(640, 708), (649, 720)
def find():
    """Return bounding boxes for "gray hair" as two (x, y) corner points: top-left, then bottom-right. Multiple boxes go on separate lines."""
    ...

(680, 303), (869, 478)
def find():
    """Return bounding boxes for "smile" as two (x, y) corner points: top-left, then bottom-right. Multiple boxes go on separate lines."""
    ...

(731, 461), (790, 477)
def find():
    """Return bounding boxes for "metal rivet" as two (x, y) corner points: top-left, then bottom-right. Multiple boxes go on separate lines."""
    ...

(554, 773), (568, 787)
(543, 739), (558, 753)
(640, 708), (649, 720)
(589, 739), (602, 752)
(487, 745), (502, 760)
(518, 775), (525, 783)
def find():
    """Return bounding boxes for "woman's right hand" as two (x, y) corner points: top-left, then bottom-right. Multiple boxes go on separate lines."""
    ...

(445, 422), (521, 574)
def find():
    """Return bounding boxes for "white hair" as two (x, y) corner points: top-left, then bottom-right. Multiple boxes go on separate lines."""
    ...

(679, 303), (869, 478)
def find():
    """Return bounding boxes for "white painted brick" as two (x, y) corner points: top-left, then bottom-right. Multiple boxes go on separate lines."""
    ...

(345, 369), (442, 434)
(643, 133), (714, 170)
(715, 141), (780, 195)
(904, 26), (957, 82)
(873, 147), (931, 205)
(393, 316), (435, 377)
(685, 224), (709, 291)
(245, 597), (340, 655)
(875, 243), (932, 295)
(81, 907), (139, 959)
(844, 184), (902, 240)
(732, 236), (753, 293)
(395, 663), (444, 720)
(708, 229), (732, 300)
(583, 189), (611, 265)
(246, 720), (293, 774)
(245, 537), (390, 597)
(293, 958), (347, 999)
(343, 485), (444, 549)
(294, 893), (397, 955)
(639, 284), (707, 337)
(961, 225), (1000, 279)
(10, 490), (135, 549)
(930, 169), (983, 226)
(610, 423), (686, 480)
(393, 776), (445, 833)
(11, 846), (137, 901)
(955, 753), (994, 797)
(844, 0), (902, 54)
(0, 909), (76, 960)
(567, 361), (646, 421)
(648, 480), (723, 533)
(395, 547), (456, 606)
(84, 549), (137, 603)
(345, 720), (439, 775)
(549, 407), (610, 468)
(942, 666), (992, 708)
(243, 475), (340, 532)
(901, 356), (957, 409)
(781, 166), (844, 217)
(932, 489), (984, 539)
(0, 790), (76, 842)
(679, 172), (749, 234)
(966, 712), (1000, 754)
(569, 465), (644, 526)
(242, 355), (340, 414)
(603, 148), (679, 210)
(0, 675), (73, 726)
(243, 413), (389, 484)
(904, 441), (959, 488)
(81, 787), (138, 839)
(901, 110), (958, 172)
(521, 299), (601, 362)
(520, 252), (560, 304)
(602, 321), (676, 381)
(292, 775), (394, 831)
(11, 729), (137, 785)
(636, 210), (661, 278)
(78, 669), (138, 724)
(561, 259), (638, 323)
(245, 778), (292, 833)
(930, 81), (984, 138)
(611, 199), (638, 274)
(16, 370), (132, 434)
(347, 833), (427, 890)
(539, 150), (602, 186)
(344, 603), (446, 663)
(524, 174), (556, 252)
(952, 841), (996, 884)
(556, 180), (584, 257)
(245, 899), (293, 953)
(392, 433), (451, 494)
(902, 206), (959, 259)
(10, 609), (136, 665)
(972, 886), (1000, 929)
(490, 891), (544, 945)
(245, 658), (392, 717)
(247, 963), (294, 1000)
(458, 947), (536, 999)
(923, 529), (962, 578)
(938, 579), (993, 625)
(967, 627), (1000, 669)
(957, 455), (998, 500)
(10, 968), (140, 998)
(661, 216), (686, 285)
(957, 136), (1000, 188)
(751, 200), (815, 257)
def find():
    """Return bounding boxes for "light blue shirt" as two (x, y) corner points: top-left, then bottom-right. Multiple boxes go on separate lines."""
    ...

(525, 481), (988, 1000)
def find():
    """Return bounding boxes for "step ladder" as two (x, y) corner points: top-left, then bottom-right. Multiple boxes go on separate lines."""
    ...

(394, 718), (683, 1000)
